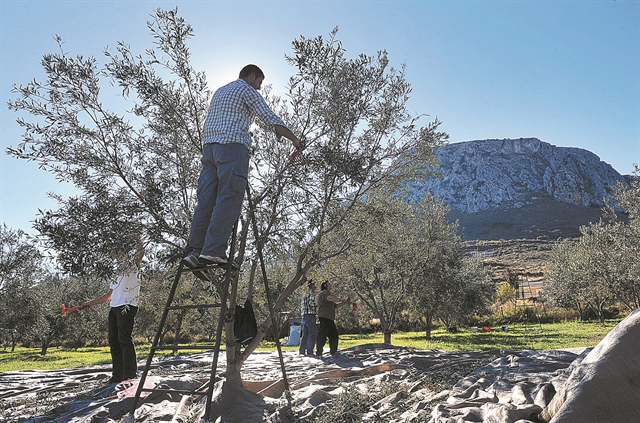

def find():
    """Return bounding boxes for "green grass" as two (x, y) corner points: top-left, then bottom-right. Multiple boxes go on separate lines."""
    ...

(0, 346), (113, 372)
(260, 319), (620, 352)
(0, 319), (620, 373)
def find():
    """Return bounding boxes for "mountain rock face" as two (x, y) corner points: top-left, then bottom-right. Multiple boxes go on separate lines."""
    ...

(407, 138), (627, 214)
(403, 138), (629, 240)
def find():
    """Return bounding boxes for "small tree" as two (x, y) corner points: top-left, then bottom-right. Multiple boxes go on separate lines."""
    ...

(401, 196), (465, 339)
(547, 168), (640, 321)
(546, 227), (615, 323)
(435, 252), (494, 329)
(0, 225), (48, 350)
(326, 193), (440, 344)
(546, 238), (589, 320)
(607, 170), (640, 309)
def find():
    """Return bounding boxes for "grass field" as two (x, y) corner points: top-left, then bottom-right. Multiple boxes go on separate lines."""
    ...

(0, 319), (620, 373)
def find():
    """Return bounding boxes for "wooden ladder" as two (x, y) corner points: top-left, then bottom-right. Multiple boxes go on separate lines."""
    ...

(125, 183), (293, 421)
(126, 225), (239, 420)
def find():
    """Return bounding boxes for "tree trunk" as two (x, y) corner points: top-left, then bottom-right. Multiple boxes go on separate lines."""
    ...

(424, 315), (433, 340)
(173, 310), (185, 355)
(633, 286), (640, 310)
(40, 335), (49, 356)
(224, 304), (242, 387)
(597, 303), (606, 324)
(226, 359), (242, 386)
(576, 302), (585, 321)
(383, 331), (392, 344)
(222, 264), (311, 387)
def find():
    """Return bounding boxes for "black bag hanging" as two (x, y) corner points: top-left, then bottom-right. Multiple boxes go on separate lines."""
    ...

(234, 299), (258, 346)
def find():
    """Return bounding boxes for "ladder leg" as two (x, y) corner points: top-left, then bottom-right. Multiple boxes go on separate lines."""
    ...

(129, 264), (186, 415)
(126, 190), (267, 419)
(246, 185), (291, 396)
(205, 218), (239, 417)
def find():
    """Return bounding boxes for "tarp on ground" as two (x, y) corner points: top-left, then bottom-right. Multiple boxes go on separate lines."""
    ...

(2, 310), (639, 422)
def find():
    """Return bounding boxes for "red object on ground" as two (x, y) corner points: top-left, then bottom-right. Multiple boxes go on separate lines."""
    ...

(62, 303), (79, 316)
(352, 303), (358, 311)
(482, 326), (491, 332)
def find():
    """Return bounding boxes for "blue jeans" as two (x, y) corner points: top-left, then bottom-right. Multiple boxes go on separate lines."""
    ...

(187, 143), (249, 258)
(108, 305), (138, 380)
(299, 314), (317, 355)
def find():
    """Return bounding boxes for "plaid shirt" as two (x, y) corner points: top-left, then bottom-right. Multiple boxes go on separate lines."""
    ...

(202, 79), (288, 150)
(301, 291), (317, 316)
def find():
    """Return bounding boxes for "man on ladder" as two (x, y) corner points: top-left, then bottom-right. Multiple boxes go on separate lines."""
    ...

(127, 65), (302, 421)
(183, 64), (303, 275)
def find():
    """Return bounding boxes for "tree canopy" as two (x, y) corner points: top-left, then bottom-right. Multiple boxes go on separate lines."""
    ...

(7, 9), (208, 278)
(6, 9), (449, 383)
(546, 168), (640, 321)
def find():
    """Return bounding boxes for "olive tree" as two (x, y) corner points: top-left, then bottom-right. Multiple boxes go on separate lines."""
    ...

(7, 9), (447, 386)
(547, 224), (619, 323)
(546, 168), (640, 320)
(324, 193), (455, 344)
(0, 225), (61, 352)
(546, 238), (589, 320)
(435, 252), (494, 330)
(221, 29), (447, 383)
(7, 9), (207, 278)
(606, 169), (640, 309)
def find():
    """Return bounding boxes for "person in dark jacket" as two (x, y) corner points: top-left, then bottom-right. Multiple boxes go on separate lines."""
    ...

(315, 280), (351, 357)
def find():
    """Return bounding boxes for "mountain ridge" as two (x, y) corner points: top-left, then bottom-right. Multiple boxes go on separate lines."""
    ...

(406, 138), (627, 240)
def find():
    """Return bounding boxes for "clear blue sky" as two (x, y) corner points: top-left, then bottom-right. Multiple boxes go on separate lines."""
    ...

(1, 0), (639, 235)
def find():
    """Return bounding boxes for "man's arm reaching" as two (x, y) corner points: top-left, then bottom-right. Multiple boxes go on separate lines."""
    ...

(275, 124), (302, 150)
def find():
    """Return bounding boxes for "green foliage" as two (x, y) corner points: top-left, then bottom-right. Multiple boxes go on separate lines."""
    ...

(434, 252), (495, 330)
(7, 8), (208, 278)
(394, 204), (495, 337)
(496, 282), (517, 306)
(546, 170), (640, 321)
(324, 193), (434, 342)
(0, 226), (49, 347)
(321, 191), (494, 345)
(0, 225), (41, 285)
(35, 192), (145, 277)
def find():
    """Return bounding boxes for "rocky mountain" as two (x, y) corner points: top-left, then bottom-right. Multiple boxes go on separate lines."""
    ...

(406, 138), (628, 240)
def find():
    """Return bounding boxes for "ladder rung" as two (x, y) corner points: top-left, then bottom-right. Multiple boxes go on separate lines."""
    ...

(140, 387), (208, 396)
(167, 303), (221, 310)
(151, 344), (217, 351)
(181, 263), (229, 272)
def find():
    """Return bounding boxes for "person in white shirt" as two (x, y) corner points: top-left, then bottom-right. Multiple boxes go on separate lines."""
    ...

(78, 240), (144, 384)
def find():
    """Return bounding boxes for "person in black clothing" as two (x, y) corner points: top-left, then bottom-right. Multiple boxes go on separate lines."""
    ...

(315, 280), (351, 357)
